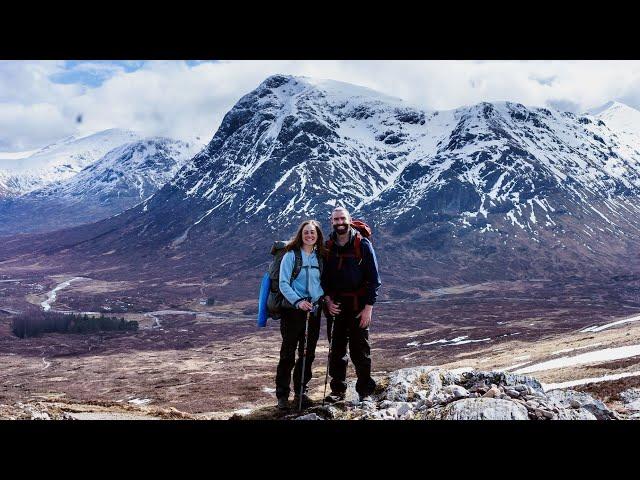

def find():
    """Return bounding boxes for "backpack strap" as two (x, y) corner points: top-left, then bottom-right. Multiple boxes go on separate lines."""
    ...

(317, 251), (324, 275)
(291, 248), (303, 282)
(325, 238), (334, 259)
(353, 232), (363, 264)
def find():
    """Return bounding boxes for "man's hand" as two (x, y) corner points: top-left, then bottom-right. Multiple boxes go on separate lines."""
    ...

(325, 296), (341, 316)
(356, 304), (373, 328)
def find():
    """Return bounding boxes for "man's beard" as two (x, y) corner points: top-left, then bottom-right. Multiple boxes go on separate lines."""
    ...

(333, 224), (349, 235)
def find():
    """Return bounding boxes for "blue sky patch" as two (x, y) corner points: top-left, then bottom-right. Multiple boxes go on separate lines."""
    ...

(49, 60), (216, 88)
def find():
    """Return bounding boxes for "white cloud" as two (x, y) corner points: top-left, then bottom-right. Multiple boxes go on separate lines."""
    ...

(2, 60), (640, 151)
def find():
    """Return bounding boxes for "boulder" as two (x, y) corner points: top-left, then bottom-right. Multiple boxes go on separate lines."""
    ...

(443, 385), (469, 399)
(553, 409), (597, 420)
(294, 413), (323, 420)
(482, 385), (501, 398)
(383, 366), (440, 402)
(441, 398), (529, 420)
(620, 388), (640, 412)
(545, 390), (617, 420)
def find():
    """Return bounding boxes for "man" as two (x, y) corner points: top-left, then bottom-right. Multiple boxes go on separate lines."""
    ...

(321, 206), (381, 403)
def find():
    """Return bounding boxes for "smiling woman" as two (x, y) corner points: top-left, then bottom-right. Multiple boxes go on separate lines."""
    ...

(274, 219), (327, 410)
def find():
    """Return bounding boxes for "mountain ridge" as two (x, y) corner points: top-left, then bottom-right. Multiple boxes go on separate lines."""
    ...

(3, 74), (640, 294)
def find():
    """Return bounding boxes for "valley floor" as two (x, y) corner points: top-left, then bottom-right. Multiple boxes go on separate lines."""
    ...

(1, 269), (640, 419)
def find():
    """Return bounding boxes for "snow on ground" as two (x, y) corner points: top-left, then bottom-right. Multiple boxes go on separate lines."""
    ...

(494, 360), (534, 372)
(422, 335), (492, 346)
(232, 408), (253, 416)
(0, 149), (39, 160)
(551, 343), (603, 355)
(514, 343), (640, 374)
(580, 314), (640, 333)
(128, 398), (152, 405)
(542, 370), (640, 392)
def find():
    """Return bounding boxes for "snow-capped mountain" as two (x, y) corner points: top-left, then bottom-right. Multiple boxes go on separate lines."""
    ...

(590, 101), (640, 154)
(0, 129), (143, 197)
(0, 137), (199, 235)
(33, 137), (199, 203)
(6, 75), (640, 289)
(139, 75), (640, 244)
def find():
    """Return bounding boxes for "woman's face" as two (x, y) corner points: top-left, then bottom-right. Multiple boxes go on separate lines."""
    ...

(302, 224), (318, 247)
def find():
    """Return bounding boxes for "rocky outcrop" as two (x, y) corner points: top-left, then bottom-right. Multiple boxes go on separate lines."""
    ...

(441, 398), (529, 420)
(287, 367), (629, 421)
(619, 388), (640, 419)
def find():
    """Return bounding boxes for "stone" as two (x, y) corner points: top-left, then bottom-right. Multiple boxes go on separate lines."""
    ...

(384, 366), (439, 402)
(620, 388), (640, 404)
(620, 389), (640, 412)
(294, 413), (323, 420)
(403, 410), (415, 420)
(413, 390), (429, 402)
(430, 392), (450, 405)
(553, 409), (597, 420)
(394, 402), (412, 417)
(360, 401), (377, 411)
(441, 398), (529, 420)
(546, 390), (617, 420)
(443, 385), (469, 399)
(533, 407), (554, 419)
(483, 385), (501, 399)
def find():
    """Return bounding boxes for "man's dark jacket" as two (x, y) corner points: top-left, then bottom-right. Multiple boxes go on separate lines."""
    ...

(320, 227), (381, 308)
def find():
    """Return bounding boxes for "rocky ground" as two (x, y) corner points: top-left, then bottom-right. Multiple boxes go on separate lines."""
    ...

(234, 367), (640, 421)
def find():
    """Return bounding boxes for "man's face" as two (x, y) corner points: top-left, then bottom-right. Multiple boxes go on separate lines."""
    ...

(331, 210), (350, 235)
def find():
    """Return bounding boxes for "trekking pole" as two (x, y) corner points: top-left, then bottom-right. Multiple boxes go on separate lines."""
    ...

(298, 301), (312, 412)
(322, 315), (335, 407)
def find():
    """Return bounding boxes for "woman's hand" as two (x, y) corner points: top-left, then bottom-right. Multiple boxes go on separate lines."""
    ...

(297, 300), (313, 311)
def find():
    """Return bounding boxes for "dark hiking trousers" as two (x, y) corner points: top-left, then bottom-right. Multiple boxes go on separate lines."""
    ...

(326, 302), (376, 397)
(275, 307), (321, 400)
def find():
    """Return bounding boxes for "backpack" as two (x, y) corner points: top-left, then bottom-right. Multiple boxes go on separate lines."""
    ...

(266, 241), (324, 320)
(326, 219), (372, 265)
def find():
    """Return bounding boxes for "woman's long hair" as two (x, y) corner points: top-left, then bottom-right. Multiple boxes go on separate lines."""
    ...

(285, 220), (327, 257)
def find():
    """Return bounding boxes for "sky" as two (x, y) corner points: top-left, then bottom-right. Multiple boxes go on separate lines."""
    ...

(2, 60), (640, 152)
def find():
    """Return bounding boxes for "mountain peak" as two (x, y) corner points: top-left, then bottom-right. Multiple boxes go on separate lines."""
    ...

(253, 74), (406, 108)
(588, 100), (638, 116)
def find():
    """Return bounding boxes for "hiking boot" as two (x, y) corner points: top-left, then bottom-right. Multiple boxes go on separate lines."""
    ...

(293, 393), (313, 409)
(277, 397), (289, 410)
(324, 392), (345, 404)
(359, 394), (374, 403)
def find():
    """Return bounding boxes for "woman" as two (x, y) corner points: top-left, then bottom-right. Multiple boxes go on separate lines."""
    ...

(275, 219), (327, 410)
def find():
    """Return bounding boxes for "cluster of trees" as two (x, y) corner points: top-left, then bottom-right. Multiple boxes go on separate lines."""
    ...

(11, 311), (139, 338)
